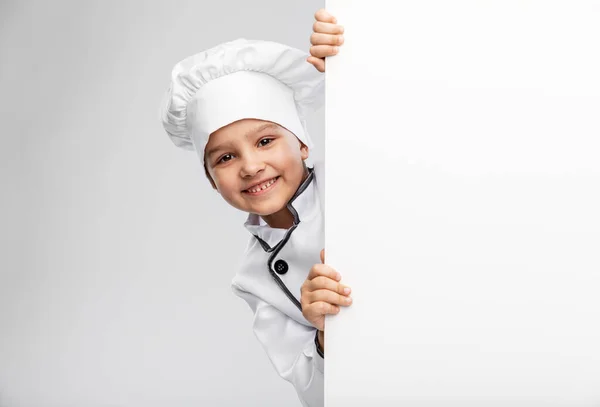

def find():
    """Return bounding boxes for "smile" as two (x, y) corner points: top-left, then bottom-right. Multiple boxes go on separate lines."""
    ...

(243, 176), (280, 196)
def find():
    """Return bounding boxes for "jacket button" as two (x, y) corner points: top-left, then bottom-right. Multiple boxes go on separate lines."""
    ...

(274, 259), (289, 275)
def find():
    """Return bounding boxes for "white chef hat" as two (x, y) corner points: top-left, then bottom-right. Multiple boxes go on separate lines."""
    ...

(159, 38), (324, 166)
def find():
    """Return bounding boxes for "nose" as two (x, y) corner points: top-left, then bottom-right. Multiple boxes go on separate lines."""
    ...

(240, 151), (265, 178)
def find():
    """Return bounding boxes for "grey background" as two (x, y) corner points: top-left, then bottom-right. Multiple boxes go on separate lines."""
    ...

(0, 1), (324, 406)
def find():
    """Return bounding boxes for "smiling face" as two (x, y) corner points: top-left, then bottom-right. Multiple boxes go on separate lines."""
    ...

(204, 118), (310, 226)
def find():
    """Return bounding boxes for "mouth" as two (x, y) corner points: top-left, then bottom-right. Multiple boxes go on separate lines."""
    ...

(242, 176), (280, 196)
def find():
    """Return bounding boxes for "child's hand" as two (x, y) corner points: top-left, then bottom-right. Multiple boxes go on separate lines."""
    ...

(307, 9), (345, 72)
(301, 248), (352, 348)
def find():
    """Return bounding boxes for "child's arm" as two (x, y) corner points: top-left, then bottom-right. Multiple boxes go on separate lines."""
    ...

(301, 249), (353, 353)
(307, 9), (345, 73)
(231, 282), (324, 406)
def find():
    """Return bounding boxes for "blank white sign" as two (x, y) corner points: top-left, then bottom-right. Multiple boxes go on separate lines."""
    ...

(323, 1), (600, 406)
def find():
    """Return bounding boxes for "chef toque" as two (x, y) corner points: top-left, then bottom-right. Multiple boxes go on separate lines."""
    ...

(159, 38), (324, 166)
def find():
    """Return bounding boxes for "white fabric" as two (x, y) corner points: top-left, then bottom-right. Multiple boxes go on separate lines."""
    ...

(186, 70), (309, 166)
(232, 163), (325, 407)
(159, 38), (324, 166)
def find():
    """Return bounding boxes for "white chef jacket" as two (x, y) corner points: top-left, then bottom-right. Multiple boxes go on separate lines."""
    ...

(231, 161), (326, 407)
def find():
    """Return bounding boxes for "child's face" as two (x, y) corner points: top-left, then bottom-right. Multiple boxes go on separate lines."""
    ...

(204, 118), (309, 216)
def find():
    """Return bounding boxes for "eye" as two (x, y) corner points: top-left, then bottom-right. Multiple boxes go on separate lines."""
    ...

(217, 154), (234, 164)
(258, 137), (274, 147)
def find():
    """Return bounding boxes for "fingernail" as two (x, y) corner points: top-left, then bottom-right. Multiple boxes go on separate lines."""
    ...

(339, 35), (344, 44)
(333, 17), (338, 23)
(333, 46), (339, 53)
(346, 296), (353, 304)
(335, 272), (341, 281)
(343, 287), (351, 295)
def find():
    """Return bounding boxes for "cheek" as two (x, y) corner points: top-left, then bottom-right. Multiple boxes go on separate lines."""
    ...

(277, 148), (302, 167)
(216, 176), (233, 192)
(212, 171), (234, 193)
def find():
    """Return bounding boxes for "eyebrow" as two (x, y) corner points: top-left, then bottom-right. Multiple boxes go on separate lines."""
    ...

(205, 123), (281, 159)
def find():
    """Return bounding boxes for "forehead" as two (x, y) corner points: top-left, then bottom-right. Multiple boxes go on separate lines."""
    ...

(208, 119), (281, 145)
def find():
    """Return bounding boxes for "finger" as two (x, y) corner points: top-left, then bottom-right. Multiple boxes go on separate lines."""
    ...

(308, 289), (353, 307)
(320, 249), (324, 264)
(312, 21), (344, 35)
(310, 32), (344, 46)
(309, 45), (339, 59)
(309, 301), (340, 317)
(307, 263), (341, 282)
(314, 8), (337, 24)
(306, 57), (325, 73)
(308, 275), (351, 296)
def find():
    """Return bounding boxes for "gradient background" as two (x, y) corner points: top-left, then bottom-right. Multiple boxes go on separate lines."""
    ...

(0, 1), (324, 406)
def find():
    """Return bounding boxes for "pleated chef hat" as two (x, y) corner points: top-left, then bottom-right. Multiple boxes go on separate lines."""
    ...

(159, 38), (324, 166)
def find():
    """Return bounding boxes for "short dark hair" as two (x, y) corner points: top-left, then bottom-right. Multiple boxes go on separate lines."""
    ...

(204, 163), (217, 190)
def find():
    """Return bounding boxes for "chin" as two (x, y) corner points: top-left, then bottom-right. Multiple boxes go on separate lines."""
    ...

(250, 200), (287, 217)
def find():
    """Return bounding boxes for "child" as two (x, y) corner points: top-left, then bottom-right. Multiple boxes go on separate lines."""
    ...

(159, 10), (345, 407)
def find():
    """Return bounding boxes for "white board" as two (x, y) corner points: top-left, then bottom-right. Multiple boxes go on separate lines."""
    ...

(323, 1), (600, 405)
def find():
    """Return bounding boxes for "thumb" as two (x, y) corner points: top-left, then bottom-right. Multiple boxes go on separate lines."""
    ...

(320, 248), (325, 264)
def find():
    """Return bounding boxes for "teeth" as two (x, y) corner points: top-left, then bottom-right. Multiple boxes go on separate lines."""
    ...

(248, 177), (277, 193)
